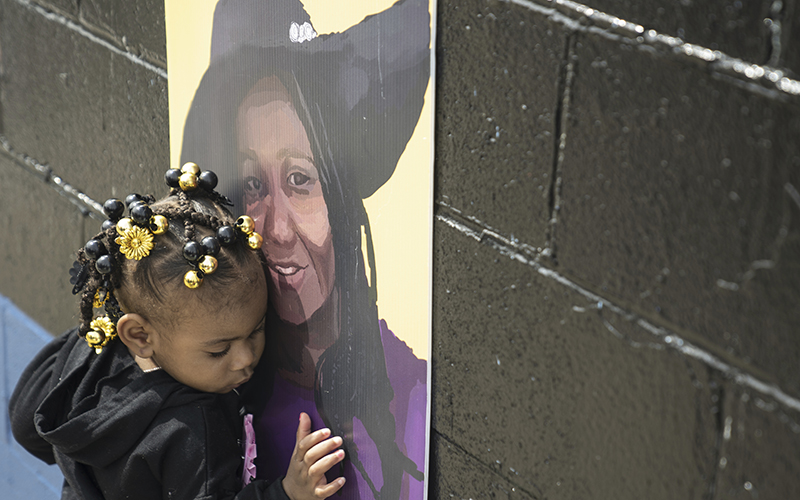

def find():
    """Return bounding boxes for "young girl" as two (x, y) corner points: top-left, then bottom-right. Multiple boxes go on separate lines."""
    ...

(8, 164), (345, 500)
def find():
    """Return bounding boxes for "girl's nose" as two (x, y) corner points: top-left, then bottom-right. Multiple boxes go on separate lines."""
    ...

(230, 342), (255, 372)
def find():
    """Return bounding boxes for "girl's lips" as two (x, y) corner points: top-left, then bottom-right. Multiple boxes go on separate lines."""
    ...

(227, 374), (252, 393)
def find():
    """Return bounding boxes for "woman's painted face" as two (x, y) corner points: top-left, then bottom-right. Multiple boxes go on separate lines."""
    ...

(236, 77), (335, 325)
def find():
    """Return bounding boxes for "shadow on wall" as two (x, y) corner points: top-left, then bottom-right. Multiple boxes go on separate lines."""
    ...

(1, 295), (63, 498)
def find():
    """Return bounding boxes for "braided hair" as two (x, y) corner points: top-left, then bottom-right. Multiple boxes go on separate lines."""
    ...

(73, 174), (265, 350)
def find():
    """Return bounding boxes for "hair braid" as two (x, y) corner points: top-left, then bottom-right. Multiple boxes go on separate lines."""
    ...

(76, 220), (128, 336)
(77, 248), (98, 335)
(191, 210), (223, 231)
(176, 190), (196, 242)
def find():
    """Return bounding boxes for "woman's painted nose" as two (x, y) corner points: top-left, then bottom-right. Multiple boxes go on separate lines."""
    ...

(263, 193), (294, 246)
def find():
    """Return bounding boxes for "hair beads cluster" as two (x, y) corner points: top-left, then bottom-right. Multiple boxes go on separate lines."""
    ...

(71, 163), (263, 354)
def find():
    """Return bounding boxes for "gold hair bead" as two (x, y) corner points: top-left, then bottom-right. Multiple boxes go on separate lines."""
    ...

(198, 255), (218, 274)
(184, 269), (203, 289)
(87, 316), (116, 354)
(181, 162), (200, 175)
(116, 218), (134, 234)
(236, 215), (255, 235)
(247, 232), (263, 250)
(86, 330), (104, 346)
(179, 172), (198, 191)
(151, 215), (169, 235)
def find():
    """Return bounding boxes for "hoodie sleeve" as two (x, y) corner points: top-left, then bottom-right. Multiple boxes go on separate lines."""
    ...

(8, 329), (75, 465)
(108, 399), (289, 500)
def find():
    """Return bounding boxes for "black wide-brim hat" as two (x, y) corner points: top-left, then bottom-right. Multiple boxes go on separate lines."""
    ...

(180, 0), (431, 207)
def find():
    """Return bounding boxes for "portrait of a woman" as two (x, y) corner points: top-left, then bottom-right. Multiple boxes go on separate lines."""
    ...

(177, 0), (432, 498)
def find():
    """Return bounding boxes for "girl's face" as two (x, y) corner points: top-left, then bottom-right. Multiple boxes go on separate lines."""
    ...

(236, 77), (336, 325)
(148, 268), (269, 394)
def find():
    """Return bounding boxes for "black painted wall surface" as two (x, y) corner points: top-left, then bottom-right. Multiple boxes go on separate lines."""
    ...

(1, 0), (799, 498)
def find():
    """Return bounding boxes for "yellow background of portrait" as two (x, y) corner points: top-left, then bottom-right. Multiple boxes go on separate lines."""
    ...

(165, 0), (433, 360)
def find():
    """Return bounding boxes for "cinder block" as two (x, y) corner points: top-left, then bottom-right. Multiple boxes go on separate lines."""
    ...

(428, 432), (536, 499)
(780, 5), (800, 75)
(557, 34), (800, 398)
(431, 223), (718, 498)
(435, 0), (562, 246)
(713, 382), (800, 497)
(0, 155), (92, 334)
(0, 0), (169, 205)
(79, 0), (167, 67)
(582, 0), (770, 64)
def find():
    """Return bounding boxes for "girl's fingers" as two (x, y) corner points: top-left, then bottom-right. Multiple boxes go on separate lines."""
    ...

(307, 448), (346, 478)
(314, 477), (346, 499)
(294, 412), (311, 450)
(303, 435), (343, 466)
(296, 427), (332, 459)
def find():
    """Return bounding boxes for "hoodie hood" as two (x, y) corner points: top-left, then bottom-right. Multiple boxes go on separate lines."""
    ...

(34, 334), (217, 469)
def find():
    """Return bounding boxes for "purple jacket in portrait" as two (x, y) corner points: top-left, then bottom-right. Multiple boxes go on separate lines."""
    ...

(252, 320), (427, 499)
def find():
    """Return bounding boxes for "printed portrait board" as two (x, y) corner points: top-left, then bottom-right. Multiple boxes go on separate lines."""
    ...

(165, 1), (434, 498)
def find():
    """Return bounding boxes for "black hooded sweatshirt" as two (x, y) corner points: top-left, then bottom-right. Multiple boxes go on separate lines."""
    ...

(9, 328), (289, 500)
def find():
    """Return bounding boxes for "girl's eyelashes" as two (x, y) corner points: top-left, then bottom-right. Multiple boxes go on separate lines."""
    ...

(208, 345), (231, 358)
(209, 319), (264, 357)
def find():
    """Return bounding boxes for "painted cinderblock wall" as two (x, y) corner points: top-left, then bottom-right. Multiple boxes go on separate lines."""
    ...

(1, 0), (799, 498)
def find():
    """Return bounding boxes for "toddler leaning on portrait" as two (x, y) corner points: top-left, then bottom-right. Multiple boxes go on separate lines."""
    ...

(8, 163), (345, 500)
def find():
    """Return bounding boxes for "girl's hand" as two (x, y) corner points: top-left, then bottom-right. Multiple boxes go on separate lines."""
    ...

(282, 412), (346, 500)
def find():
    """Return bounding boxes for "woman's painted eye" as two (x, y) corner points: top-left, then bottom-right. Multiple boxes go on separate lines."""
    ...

(288, 172), (310, 187)
(243, 176), (263, 194)
(209, 345), (231, 358)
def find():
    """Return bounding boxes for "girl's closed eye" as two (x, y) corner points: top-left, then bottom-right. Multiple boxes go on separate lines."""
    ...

(209, 345), (231, 358)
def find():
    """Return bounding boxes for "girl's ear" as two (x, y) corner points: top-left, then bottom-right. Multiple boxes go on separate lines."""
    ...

(117, 313), (155, 358)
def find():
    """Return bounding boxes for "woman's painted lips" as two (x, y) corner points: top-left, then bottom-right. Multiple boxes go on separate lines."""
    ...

(268, 262), (308, 291)
(270, 263), (304, 276)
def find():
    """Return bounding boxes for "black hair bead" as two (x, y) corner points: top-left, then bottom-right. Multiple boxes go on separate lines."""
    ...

(216, 225), (236, 246)
(130, 203), (153, 225)
(198, 171), (218, 191)
(84, 239), (107, 259)
(103, 199), (125, 220)
(95, 255), (113, 274)
(182, 241), (202, 262)
(200, 236), (221, 256)
(165, 169), (181, 188)
(125, 193), (144, 208)
(101, 219), (116, 232)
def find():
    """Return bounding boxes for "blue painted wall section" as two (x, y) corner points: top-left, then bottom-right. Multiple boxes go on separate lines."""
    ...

(1, 296), (63, 498)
